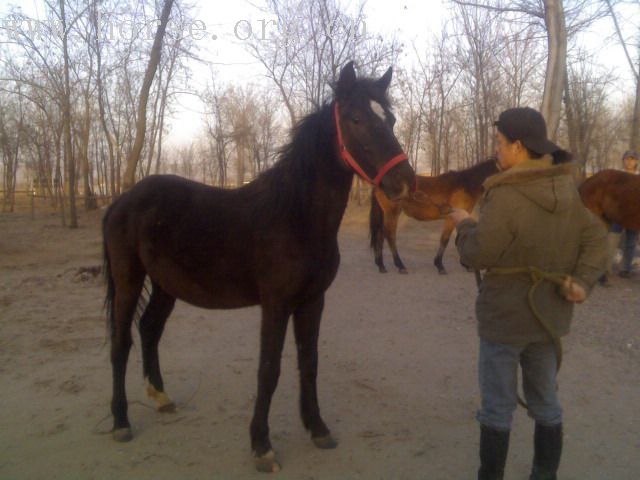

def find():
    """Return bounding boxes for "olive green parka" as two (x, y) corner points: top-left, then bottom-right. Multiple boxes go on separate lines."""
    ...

(455, 157), (609, 344)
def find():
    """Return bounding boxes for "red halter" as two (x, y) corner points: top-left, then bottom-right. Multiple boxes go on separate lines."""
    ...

(334, 102), (409, 187)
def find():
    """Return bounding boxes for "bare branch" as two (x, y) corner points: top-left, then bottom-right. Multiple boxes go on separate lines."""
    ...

(604, 0), (640, 80)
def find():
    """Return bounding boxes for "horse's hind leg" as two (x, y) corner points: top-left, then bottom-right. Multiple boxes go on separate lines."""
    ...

(293, 294), (336, 450)
(110, 259), (145, 442)
(140, 283), (176, 413)
(434, 218), (455, 275)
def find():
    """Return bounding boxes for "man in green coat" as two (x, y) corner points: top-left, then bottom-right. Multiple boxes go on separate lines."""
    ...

(449, 107), (608, 480)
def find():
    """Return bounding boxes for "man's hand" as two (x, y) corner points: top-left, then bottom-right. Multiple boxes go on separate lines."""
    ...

(562, 276), (586, 303)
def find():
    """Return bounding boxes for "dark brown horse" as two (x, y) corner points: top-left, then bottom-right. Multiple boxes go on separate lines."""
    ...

(370, 158), (499, 274)
(579, 169), (640, 229)
(102, 62), (415, 473)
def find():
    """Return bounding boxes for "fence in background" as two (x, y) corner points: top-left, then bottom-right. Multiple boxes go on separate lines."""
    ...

(1, 190), (113, 218)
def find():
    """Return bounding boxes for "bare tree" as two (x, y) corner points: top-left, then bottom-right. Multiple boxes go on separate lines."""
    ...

(251, 92), (281, 175)
(247, 0), (402, 126)
(202, 76), (233, 186)
(122, 0), (174, 190)
(564, 53), (614, 172)
(89, 0), (118, 197)
(605, 0), (640, 152)
(452, 0), (611, 139)
(500, 23), (545, 108)
(0, 87), (24, 212)
(539, 0), (567, 140)
(58, 0), (83, 227)
(452, 3), (505, 162)
(201, 74), (282, 187)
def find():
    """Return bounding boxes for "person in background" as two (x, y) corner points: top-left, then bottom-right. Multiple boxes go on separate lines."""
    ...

(613, 150), (639, 278)
(449, 107), (608, 480)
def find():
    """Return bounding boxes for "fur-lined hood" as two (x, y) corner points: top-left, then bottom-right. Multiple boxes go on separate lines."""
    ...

(483, 156), (577, 213)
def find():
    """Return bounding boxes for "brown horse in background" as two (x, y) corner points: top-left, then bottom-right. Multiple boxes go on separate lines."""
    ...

(370, 158), (499, 274)
(579, 169), (640, 229)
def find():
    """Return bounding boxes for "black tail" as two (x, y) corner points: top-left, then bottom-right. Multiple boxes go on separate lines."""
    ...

(369, 190), (384, 250)
(102, 206), (116, 338)
(102, 202), (150, 338)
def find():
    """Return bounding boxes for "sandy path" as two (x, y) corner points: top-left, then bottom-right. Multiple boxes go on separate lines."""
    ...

(0, 205), (638, 479)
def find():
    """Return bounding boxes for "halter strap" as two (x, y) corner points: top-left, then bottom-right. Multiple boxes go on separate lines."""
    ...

(334, 102), (409, 187)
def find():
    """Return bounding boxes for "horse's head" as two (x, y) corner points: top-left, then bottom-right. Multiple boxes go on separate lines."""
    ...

(334, 61), (415, 201)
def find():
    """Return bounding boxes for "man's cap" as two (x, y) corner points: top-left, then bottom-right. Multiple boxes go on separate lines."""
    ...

(494, 107), (561, 155)
(622, 150), (639, 161)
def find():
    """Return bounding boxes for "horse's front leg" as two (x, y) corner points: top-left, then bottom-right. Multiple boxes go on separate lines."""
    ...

(385, 210), (408, 274)
(434, 217), (455, 274)
(293, 294), (337, 449)
(250, 302), (290, 473)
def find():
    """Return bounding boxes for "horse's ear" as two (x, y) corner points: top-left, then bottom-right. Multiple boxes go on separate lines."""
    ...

(376, 67), (393, 92)
(336, 61), (357, 95)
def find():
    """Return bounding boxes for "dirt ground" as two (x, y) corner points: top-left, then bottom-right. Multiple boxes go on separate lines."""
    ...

(1, 203), (638, 480)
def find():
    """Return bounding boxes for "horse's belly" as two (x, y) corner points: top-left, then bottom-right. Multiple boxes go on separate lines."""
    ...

(404, 203), (441, 220)
(145, 259), (259, 309)
(173, 281), (258, 309)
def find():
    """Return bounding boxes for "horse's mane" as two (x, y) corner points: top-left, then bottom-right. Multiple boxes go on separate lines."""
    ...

(247, 103), (336, 229)
(459, 157), (499, 176)
(457, 158), (499, 191)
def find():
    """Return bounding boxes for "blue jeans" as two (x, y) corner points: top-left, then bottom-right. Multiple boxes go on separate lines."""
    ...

(477, 339), (562, 431)
(621, 230), (638, 272)
(611, 224), (638, 271)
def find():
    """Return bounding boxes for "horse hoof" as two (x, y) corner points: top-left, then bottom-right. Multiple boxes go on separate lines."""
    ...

(378, 267), (387, 274)
(438, 269), (447, 275)
(254, 450), (281, 473)
(112, 427), (133, 443)
(145, 379), (175, 413)
(157, 401), (176, 413)
(312, 434), (338, 449)
(399, 268), (408, 274)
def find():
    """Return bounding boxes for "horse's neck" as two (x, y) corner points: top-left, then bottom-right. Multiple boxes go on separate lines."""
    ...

(308, 154), (354, 236)
(463, 163), (495, 187)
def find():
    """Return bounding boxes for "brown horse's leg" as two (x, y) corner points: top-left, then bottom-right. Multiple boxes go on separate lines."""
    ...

(110, 264), (145, 442)
(140, 283), (176, 413)
(293, 294), (336, 449)
(385, 208), (408, 274)
(373, 229), (387, 274)
(370, 190), (388, 273)
(250, 302), (290, 472)
(434, 218), (455, 275)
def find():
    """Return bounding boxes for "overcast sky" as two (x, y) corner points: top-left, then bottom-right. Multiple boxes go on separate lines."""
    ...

(1, 0), (637, 145)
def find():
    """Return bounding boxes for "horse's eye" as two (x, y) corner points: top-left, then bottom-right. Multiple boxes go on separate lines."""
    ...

(351, 116), (360, 124)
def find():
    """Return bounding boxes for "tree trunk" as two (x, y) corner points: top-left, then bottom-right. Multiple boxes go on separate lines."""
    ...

(145, 74), (162, 177)
(122, 0), (174, 191)
(563, 69), (579, 162)
(236, 138), (245, 186)
(60, 0), (77, 228)
(79, 95), (96, 210)
(153, 45), (177, 174)
(540, 0), (567, 140)
(54, 125), (66, 225)
(631, 60), (640, 152)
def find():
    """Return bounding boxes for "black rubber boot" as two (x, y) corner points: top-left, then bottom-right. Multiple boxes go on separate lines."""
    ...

(478, 425), (510, 480)
(529, 423), (563, 480)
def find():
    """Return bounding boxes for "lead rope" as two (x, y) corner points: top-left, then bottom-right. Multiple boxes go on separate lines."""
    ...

(483, 266), (567, 409)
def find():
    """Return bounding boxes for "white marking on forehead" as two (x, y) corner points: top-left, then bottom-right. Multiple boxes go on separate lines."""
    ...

(370, 100), (386, 121)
